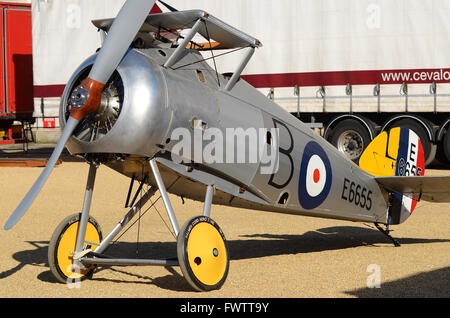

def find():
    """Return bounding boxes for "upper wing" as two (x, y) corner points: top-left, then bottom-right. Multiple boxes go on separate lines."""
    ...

(92, 10), (262, 50)
(375, 176), (450, 202)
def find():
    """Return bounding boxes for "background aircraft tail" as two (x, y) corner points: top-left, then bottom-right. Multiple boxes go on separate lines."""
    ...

(359, 127), (425, 224)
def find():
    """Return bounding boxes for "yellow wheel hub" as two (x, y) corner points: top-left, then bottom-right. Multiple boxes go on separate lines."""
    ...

(186, 222), (228, 286)
(56, 220), (101, 279)
(178, 216), (229, 291)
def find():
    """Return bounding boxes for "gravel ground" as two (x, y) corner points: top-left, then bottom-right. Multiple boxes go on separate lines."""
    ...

(0, 155), (449, 299)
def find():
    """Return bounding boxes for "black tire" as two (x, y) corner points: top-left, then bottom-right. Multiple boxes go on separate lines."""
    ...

(435, 135), (449, 166)
(177, 216), (229, 292)
(442, 125), (450, 164)
(389, 119), (436, 167)
(328, 119), (372, 164)
(48, 213), (102, 284)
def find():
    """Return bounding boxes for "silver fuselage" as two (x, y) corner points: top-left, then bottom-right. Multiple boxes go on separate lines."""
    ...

(61, 48), (389, 224)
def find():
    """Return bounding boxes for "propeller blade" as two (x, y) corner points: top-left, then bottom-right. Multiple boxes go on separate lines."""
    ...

(4, 117), (79, 230)
(71, 0), (157, 120)
(5, 0), (156, 230)
(88, 0), (156, 84)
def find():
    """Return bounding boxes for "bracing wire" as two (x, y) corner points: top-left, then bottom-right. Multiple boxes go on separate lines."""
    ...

(203, 20), (221, 87)
(109, 176), (181, 247)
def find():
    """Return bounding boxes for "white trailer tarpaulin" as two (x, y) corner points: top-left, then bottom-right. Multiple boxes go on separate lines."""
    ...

(32, 0), (450, 118)
(168, 0), (450, 85)
(32, 0), (126, 90)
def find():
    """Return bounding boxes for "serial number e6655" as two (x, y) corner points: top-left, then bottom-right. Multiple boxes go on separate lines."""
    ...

(341, 178), (372, 210)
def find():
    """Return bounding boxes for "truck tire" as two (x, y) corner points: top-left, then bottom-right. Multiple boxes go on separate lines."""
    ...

(388, 118), (436, 167)
(328, 119), (371, 164)
(435, 137), (449, 166)
(442, 125), (450, 164)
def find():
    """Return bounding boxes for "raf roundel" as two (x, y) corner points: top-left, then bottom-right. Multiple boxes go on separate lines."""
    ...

(298, 141), (332, 210)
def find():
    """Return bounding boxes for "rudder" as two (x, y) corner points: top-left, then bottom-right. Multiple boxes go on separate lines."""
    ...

(359, 127), (425, 224)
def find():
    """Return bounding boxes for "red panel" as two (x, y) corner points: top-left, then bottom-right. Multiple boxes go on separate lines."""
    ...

(34, 84), (66, 98)
(150, 3), (162, 14)
(0, 9), (4, 116)
(0, 3), (31, 8)
(5, 7), (33, 119)
(43, 117), (55, 128)
(241, 68), (450, 88)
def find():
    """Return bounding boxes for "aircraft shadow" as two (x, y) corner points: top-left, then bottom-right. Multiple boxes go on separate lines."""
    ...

(0, 147), (82, 162)
(231, 225), (450, 259)
(1, 226), (449, 293)
(345, 266), (450, 297)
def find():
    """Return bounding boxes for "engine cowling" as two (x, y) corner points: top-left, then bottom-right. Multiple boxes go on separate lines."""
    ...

(60, 49), (172, 159)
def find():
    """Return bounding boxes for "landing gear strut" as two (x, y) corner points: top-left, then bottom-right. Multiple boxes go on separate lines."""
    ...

(47, 158), (229, 291)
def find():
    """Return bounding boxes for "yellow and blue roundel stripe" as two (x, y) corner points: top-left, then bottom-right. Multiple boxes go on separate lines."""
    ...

(359, 127), (425, 224)
(298, 141), (332, 210)
(389, 127), (425, 224)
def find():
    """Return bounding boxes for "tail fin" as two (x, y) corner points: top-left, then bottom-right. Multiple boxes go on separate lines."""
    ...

(359, 127), (425, 224)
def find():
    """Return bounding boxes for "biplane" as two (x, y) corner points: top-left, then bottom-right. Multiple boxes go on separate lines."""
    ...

(4, 0), (450, 291)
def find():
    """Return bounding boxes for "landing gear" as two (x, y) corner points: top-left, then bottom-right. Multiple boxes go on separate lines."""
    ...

(48, 213), (102, 283)
(177, 216), (229, 291)
(46, 158), (229, 291)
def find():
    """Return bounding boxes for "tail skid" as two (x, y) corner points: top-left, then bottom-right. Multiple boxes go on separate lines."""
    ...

(374, 222), (401, 247)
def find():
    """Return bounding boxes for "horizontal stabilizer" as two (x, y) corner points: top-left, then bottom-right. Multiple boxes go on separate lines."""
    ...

(375, 175), (450, 202)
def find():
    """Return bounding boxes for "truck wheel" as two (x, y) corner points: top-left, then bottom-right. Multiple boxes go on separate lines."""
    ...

(435, 137), (449, 166)
(329, 119), (371, 164)
(389, 119), (436, 167)
(442, 125), (450, 164)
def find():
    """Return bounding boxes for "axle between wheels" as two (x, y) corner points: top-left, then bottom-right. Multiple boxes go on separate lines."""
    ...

(47, 159), (229, 291)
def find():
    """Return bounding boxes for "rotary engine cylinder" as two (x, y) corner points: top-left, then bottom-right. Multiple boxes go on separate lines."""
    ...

(60, 49), (172, 159)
